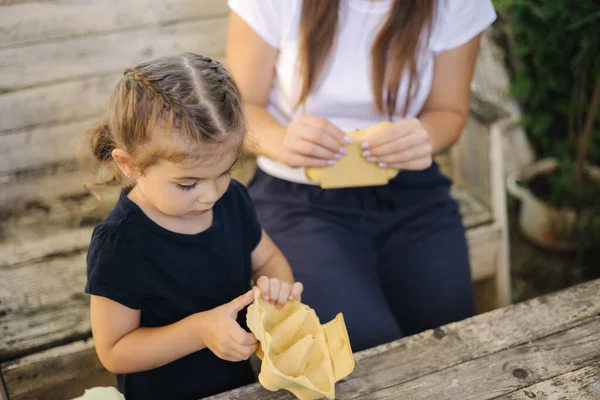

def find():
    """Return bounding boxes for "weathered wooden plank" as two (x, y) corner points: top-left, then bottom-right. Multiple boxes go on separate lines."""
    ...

(1, 338), (116, 400)
(0, 163), (95, 209)
(0, 18), (227, 91)
(0, 252), (86, 311)
(0, 0), (35, 6)
(0, 304), (90, 362)
(355, 316), (600, 399)
(0, 119), (95, 173)
(488, 122), (511, 308)
(454, 187), (493, 228)
(0, 186), (116, 238)
(0, 74), (116, 132)
(0, 0), (228, 49)
(208, 280), (600, 399)
(0, 227), (92, 268)
(0, 252), (89, 360)
(497, 361), (600, 400)
(452, 116), (492, 210)
(466, 223), (501, 282)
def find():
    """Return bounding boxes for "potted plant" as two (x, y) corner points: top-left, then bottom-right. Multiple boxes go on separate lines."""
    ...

(496, 1), (600, 250)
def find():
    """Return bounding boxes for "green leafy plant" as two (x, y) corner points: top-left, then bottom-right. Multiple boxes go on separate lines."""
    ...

(494, 1), (600, 271)
(494, 0), (600, 203)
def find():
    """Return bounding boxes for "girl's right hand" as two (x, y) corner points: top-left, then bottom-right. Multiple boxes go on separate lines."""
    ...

(201, 290), (258, 362)
(281, 114), (351, 168)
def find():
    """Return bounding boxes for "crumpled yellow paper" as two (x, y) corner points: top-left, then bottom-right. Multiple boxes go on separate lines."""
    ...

(305, 122), (399, 189)
(246, 288), (355, 400)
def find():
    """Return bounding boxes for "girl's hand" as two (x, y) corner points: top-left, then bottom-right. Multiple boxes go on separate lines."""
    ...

(281, 114), (351, 168)
(201, 291), (258, 362)
(256, 276), (304, 309)
(360, 118), (433, 170)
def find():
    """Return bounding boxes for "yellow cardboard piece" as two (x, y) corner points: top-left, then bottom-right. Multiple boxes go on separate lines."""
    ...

(247, 288), (355, 400)
(306, 122), (399, 188)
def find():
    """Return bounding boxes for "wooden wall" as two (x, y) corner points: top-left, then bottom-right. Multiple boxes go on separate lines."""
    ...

(0, 0), (230, 210)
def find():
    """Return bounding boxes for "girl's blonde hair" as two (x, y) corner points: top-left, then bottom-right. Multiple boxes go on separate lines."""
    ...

(88, 52), (246, 187)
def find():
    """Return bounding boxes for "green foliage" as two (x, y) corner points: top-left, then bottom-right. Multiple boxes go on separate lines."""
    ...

(494, 0), (600, 208)
(496, 1), (600, 270)
(495, 0), (600, 166)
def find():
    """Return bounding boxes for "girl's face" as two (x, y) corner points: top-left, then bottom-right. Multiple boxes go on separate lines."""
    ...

(134, 149), (238, 221)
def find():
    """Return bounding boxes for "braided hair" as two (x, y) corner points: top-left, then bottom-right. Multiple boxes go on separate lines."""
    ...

(87, 53), (246, 188)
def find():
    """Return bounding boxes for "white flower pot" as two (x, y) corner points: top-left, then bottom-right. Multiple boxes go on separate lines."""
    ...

(506, 158), (600, 251)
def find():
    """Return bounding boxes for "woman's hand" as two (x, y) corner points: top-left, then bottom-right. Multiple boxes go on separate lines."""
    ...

(200, 291), (258, 362)
(255, 276), (304, 309)
(281, 115), (351, 168)
(360, 118), (433, 170)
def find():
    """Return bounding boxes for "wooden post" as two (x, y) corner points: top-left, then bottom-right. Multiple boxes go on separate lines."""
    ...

(490, 120), (512, 307)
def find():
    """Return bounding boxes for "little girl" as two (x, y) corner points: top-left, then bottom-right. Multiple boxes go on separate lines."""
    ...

(84, 53), (303, 400)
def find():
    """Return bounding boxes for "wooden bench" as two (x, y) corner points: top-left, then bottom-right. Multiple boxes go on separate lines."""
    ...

(0, 1), (511, 398)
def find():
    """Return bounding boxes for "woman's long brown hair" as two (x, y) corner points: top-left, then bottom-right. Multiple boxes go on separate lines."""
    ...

(298, 0), (436, 118)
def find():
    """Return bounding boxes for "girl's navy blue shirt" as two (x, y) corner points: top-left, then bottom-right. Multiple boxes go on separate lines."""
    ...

(85, 180), (261, 400)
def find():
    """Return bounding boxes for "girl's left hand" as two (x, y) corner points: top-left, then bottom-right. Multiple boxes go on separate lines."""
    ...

(255, 276), (304, 309)
(360, 118), (433, 170)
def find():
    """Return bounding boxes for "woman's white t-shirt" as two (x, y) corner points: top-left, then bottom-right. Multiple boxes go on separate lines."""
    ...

(228, 0), (497, 185)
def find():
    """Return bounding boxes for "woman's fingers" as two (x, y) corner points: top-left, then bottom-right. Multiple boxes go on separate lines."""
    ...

(371, 143), (432, 165)
(365, 130), (429, 158)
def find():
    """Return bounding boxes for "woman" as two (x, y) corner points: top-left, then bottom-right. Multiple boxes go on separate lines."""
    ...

(226, 0), (496, 351)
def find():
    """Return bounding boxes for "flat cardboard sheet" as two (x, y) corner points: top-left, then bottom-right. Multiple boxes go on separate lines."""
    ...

(306, 122), (399, 189)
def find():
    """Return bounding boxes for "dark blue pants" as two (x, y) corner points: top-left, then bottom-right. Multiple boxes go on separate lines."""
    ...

(248, 167), (475, 352)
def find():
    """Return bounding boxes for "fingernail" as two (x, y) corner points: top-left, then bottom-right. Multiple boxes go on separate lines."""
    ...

(343, 135), (353, 144)
(362, 150), (370, 157)
(367, 156), (377, 163)
(334, 153), (343, 160)
(361, 142), (370, 149)
(263, 295), (269, 300)
(379, 162), (388, 168)
(339, 147), (348, 155)
(327, 159), (336, 165)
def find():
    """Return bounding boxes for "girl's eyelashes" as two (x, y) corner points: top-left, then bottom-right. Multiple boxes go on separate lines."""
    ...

(175, 169), (232, 190)
(176, 182), (197, 191)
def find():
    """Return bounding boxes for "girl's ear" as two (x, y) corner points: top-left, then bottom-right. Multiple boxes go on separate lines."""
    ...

(111, 149), (139, 179)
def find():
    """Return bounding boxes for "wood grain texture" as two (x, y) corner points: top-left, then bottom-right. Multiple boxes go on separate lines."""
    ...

(0, 252), (89, 361)
(0, 0), (228, 48)
(0, 228), (92, 268)
(451, 116), (493, 210)
(0, 120), (94, 174)
(1, 163), (99, 209)
(466, 224), (501, 282)
(0, 18), (227, 91)
(0, 74), (116, 132)
(497, 361), (600, 400)
(350, 316), (600, 399)
(1, 339), (116, 400)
